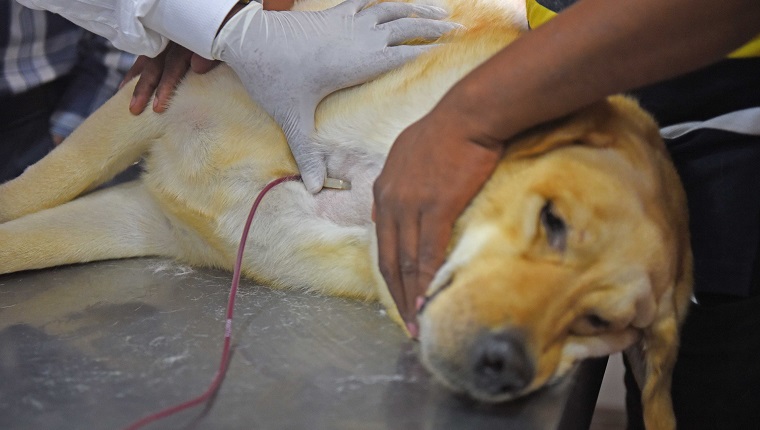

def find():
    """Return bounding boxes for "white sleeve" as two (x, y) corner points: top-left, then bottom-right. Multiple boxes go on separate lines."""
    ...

(16, 0), (241, 58)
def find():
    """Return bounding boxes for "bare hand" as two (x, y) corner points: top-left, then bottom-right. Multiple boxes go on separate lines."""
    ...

(373, 106), (505, 336)
(120, 42), (219, 115)
(262, 0), (295, 11)
(120, 1), (298, 116)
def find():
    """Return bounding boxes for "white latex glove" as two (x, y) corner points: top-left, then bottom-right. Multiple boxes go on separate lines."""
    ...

(211, 0), (460, 193)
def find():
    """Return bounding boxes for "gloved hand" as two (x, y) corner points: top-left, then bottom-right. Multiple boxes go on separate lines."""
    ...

(211, 0), (460, 193)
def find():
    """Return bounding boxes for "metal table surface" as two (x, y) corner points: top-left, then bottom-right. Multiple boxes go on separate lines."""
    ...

(0, 258), (579, 430)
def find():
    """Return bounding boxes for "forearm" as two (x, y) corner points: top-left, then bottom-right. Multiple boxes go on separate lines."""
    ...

(444, 0), (760, 143)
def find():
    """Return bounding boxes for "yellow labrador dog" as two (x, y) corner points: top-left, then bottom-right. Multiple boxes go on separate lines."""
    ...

(0, 0), (691, 428)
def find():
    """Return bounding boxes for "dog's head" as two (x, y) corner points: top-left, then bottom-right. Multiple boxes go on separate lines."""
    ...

(417, 96), (692, 407)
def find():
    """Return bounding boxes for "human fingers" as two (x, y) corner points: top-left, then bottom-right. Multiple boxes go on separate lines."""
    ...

(282, 123), (326, 193)
(374, 44), (441, 72)
(397, 202), (422, 334)
(295, 147), (327, 194)
(331, 0), (374, 15)
(356, 2), (448, 24)
(190, 54), (220, 74)
(120, 55), (146, 90)
(374, 186), (410, 331)
(128, 52), (166, 115)
(416, 207), (454, 308)
(263, 0), (295, 11)
(379, 18), (463, 46)
(152, 44), (193, 113)
(373, 125), (430, 333)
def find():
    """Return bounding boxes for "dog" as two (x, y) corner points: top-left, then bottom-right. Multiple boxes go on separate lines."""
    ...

(0, 0), (691, 428)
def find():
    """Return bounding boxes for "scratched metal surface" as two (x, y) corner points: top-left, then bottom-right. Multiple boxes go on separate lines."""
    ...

(0, 258), (574, 430)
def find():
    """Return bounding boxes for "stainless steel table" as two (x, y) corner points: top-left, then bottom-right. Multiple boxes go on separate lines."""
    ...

(0, 258), (583, 430)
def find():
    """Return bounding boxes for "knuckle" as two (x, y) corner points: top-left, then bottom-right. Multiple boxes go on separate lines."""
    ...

(157, 81), (177, 98)
(399, 258), (417, 277)
(137, 73), (161, 89)
(417, 260), (439, 280)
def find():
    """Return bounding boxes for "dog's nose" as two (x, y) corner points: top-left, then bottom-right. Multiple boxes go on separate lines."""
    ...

(471, 330), (534, 396)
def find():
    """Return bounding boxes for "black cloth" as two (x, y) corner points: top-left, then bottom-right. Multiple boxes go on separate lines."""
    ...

(666, 129), (760, 298)
(0, 78), (68, 183)
(622, 129), (760, 429)
(625, 294), (760, 430)
(632, 58), (760, 127)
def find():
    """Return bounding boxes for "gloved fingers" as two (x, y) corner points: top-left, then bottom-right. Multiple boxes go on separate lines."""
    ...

(331, 0), (375, 15)
(291, 141), (327, 193)
(378, 43), (443, 70)
(379, 18), (464, 46)
(357, 2), (448, 25)
(282, 120), (327, 193)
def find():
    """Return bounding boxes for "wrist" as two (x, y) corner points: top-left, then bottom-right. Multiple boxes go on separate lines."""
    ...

(436, 82), (508, 153)
(219, 2), (250, 34)
(211, 1), (264, 60)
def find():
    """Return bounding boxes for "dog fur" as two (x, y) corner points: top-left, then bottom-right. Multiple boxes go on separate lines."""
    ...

(0, 0), (691, 428)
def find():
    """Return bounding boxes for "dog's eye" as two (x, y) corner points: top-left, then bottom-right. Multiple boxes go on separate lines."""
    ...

(571, 313), (612, 335)
(585, 314), (611, 330)
(540, 201), (567, 251)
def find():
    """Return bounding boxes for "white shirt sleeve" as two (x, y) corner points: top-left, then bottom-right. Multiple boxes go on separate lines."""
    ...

(16, 0), (242, 59)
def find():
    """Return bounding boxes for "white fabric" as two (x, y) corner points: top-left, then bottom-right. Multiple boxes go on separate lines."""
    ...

(660, 107), (760, 139)
(16, 0), (239, 58)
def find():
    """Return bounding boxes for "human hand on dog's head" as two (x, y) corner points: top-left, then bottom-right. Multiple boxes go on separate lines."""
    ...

(373, 104), (505, 336)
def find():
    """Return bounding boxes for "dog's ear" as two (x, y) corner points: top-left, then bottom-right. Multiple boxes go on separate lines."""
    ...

(503, 101), (616, 160)
(625, 299), (680, 430)
(625, 244), (692, 430)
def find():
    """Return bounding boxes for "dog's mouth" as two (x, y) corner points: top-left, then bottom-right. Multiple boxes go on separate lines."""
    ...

(416, 276), (454, 316)
(417, 278), (538, 401)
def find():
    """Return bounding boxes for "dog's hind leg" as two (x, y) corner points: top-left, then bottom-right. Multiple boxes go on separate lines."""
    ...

(0, 181), (178, 275)
(0, 79), (162, 223)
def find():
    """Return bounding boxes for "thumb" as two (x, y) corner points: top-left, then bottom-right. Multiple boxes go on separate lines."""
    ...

(277, 102), (327, 194)
(285, 130), (327, 194)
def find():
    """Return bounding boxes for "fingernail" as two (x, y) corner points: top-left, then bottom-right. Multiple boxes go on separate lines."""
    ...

(153, 97), (159, 110)
(406, 322), (419, 339)
(415, 296), (425, 312)
(129, 96), (136, 110)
